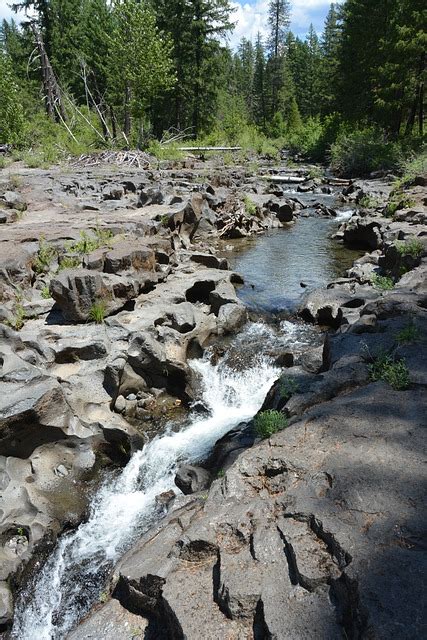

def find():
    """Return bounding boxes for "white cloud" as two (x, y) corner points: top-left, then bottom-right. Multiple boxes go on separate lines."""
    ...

(226, 0), (343, 49)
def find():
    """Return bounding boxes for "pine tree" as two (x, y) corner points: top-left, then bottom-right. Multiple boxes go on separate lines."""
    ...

(318, 3), (342, 115)
(108, 0), (175, 142)
(267, 0), (291, 115)
(253, 32), (267, 129)
(0, 50), (24, 143)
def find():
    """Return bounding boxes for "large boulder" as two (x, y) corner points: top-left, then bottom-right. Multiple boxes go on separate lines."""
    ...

(175, 465), (211, 495)
(343, 216), (383, 250)
(50, 269), (153, 322)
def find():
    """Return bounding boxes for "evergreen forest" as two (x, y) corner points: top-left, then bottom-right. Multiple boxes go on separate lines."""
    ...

(0, 0), (425, 176)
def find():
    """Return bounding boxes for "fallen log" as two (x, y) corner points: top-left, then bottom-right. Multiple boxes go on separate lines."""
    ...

(178, 146), (242, 152)
(259, 175), (306, 184)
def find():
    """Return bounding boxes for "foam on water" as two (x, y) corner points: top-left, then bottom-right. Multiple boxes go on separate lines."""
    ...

(11, 338), (279, 639)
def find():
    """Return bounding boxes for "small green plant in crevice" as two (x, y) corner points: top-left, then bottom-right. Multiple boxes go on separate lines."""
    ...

(359, 194), (381, 209)
(88, 301), (106, 324)
(216, 469), (225, 478)
(67, 226), (113, 255)
(395, 323), (421, 344)
(41, 285), (52, 299)
(279, 377), (300, 401)
(243, 195), (257, 216)
(7, 304), (26, 331)
(58, 255), (81, 271)
(370, 274), (394, 291)
(368, 352), (410, 390)
(159, 213), (170, 227)
(8, 173), (22, 189)
(99, 591), (109, 604)
(395, 238), (424, 259)
(254, 410), (288, 439)
(33, 236), (57, 274)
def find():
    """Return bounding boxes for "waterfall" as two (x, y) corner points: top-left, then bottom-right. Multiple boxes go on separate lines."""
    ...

(12, 329), (279, 639)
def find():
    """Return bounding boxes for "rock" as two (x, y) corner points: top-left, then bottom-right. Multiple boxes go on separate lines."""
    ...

(276, 203), (294, 223)
(67, 598), (148, 640)
(137, 187), (165, 207)
(161, 302), (197, 334)
(209, 281), (239, 315)
(0, 581), (13, 626)
(0, 245), (33, 289)
(175, 464), (211, 494)
(0, 378), (90, 458)
(3, 191), (27, 212)
(50, 269), (143, 322)
(217, 303), (247, 334)
(114, 395), (126, 414)
(343, 216), (383, 250)
(190, 253), (229, 270)
(102, 185), (124, 201)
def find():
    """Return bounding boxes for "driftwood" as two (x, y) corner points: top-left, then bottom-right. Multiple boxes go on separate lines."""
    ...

(70, 150), (152, 168)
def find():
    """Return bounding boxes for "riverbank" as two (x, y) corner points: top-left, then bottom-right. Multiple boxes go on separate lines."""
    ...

(1, 157), (425, 638)
(71, 171), (425, 639)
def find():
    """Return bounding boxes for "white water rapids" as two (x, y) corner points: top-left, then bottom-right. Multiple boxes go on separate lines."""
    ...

(11, 328), (280, 639)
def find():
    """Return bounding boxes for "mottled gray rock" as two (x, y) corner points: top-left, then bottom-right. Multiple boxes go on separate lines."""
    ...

(3, 191), (27, 212)
(0, 581), (13, 626)
(217, 303), (248, 334)
(175, 464), (211, 494)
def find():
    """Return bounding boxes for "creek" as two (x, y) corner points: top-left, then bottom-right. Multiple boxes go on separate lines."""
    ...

(11, 207), (359, 639)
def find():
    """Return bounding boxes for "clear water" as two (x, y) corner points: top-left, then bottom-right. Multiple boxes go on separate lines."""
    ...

(11, 325), (280, 639)
(226, 213), (360, 313)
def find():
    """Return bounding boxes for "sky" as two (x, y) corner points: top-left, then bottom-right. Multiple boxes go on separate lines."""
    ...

(0, 0), (341, 47)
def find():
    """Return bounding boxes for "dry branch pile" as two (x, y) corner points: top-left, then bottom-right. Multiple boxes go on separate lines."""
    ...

(70, 150), (153, 168)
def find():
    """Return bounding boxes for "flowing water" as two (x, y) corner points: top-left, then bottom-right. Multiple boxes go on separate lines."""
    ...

(11, 335), (280, 639)
(12, 207), (358, 638)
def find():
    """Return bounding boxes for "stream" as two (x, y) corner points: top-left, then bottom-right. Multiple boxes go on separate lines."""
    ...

(11, 208), (359, 639)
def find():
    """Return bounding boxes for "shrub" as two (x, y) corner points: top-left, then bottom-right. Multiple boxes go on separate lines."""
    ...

(33, 237), (57, 274)
(370, 274), (394, 291)
(359, 195), (381, 209)
(89, 301), (106, 324)
(395, 239), (424, 259)
(330, 126), (402, 177)
(67, 227), (113, 255)
(254, 410), (288, 439)
(41, 285), (52, 299)
(7, 304), (25, 331)
(243, 195), (257, 216)
(395, 323), (421, 344)
(369, 353), (410, 390)
(58, 256), (81, 271)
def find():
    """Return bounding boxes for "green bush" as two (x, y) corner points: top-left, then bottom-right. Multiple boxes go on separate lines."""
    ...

(243, 195), (257, 216)
(7, 304), (26, 331)
(33, 237), (57, 274)
(330, 126), (402, 177)
(58, 256), (82, 271)
(370, 274), (394, 290)
(395, 239), (424, 259)
(254, 410), (288, 439)
(369, 353), (410, 390)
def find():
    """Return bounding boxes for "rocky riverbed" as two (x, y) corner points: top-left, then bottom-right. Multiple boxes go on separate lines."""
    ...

(0, 155), (426, 638)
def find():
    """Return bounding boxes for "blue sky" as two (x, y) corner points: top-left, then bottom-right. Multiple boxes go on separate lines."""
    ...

(0, 0), (340, 47)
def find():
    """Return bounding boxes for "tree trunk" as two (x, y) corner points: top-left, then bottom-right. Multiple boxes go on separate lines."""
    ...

(123, 83), (131, 138)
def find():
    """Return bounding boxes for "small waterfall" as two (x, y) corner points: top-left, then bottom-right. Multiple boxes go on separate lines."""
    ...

(12, 331), (279, 639)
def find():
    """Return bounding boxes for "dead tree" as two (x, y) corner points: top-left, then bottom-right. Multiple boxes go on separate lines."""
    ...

(30, 23), (67, 123)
